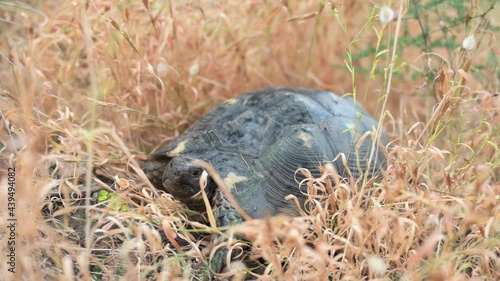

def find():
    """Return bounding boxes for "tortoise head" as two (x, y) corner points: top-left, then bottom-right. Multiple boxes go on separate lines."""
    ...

(148, 156), (216, 210)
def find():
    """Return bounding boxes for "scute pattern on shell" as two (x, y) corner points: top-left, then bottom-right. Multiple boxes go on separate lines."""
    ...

(151, 87), (386, 218)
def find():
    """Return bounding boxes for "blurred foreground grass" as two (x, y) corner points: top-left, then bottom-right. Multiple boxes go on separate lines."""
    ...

(0, 1), (499, 280)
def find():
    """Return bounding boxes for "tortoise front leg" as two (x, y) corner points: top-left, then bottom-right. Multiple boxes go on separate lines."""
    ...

(198, 191), (244, 280)
(213, 190), (243, 227)
(212, 190), (243, 273)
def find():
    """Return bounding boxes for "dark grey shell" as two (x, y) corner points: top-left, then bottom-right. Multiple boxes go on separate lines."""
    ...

(148, 87), (385, 218)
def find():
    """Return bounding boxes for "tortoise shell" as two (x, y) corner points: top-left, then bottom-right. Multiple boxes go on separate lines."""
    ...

(143, 87), (385, 220)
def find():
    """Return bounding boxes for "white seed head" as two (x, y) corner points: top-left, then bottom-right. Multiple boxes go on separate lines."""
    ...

(379, 6), (395, 24)
(462, 35), (475, 50)
(189, 62), (199, 77)
(367, 255), (388, 276)
(156, 63), (169, 75)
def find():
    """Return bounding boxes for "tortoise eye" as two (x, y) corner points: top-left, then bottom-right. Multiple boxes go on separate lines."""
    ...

(191, 169), (202, 177)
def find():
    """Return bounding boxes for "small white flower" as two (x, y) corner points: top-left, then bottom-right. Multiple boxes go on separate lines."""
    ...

(462, 35), (475, 50)
(379, 6), (395, 24)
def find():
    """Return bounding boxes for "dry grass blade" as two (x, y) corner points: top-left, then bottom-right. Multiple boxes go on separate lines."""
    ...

(0, 0), (498, 280)
(193, 159), (252, 222)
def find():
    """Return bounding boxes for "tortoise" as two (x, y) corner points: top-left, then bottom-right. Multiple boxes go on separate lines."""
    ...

(142, 87), (386, 274)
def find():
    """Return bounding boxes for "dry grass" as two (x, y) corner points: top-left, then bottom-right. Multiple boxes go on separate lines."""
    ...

(1, 0), (499, 280)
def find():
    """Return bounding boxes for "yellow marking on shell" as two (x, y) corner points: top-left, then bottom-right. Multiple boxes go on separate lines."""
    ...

(224, 98), (238, 105)
(167, 140), (188, 157)
(344, 122), (355, 130)
(342, 122), (356, 138)
(223, 172), (248, 190)
(299, 132), (313, 148)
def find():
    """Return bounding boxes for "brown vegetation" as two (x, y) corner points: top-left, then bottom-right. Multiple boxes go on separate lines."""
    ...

(0, 1), (498, 280)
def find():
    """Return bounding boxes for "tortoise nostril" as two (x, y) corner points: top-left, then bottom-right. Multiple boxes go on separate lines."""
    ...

(172, 167), (181, 178)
